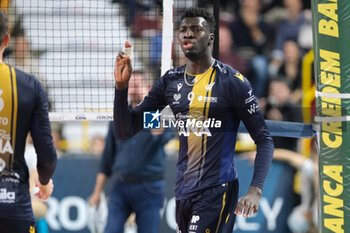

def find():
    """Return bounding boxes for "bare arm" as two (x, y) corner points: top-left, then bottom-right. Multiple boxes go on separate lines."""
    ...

(88, 173), (107, 206)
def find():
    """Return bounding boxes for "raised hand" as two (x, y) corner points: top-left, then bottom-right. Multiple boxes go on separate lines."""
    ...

(114, 41), (133, 90)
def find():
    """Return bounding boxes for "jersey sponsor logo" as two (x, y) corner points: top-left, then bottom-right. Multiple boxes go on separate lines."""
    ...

(191, 215), (200, 223)
(205, 82), (215, 91)
(189, 224), (198, 231)
(0, 176), (20, 183)
(189, 215), (199, 232)
(0, 130), (13, 154)
(143, 110), (161, 129)
(0, 188), (15, 203)
(0, 89), (4, 112)
(244, 90), (255, 104)
(247, 104), (260, 115)
(197, 96), (217, 103)
(177, 83), (183, 92)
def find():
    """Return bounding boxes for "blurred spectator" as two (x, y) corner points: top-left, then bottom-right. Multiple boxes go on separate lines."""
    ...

(261, 78), (302, 151)
(262, 0), (310, 13)
(276, 40), (303, 103)
(297, 9), (313, 53)
(219, 25), (249, 76)
(269, 0), (305, 77)
(51, 123), (66, 157)
(111, 0), (160, 25)
(4, 32), (41, 81)
(90, 135), (106, 156)
(149, 10), (163, 77)
(287, 147), (318, 233)
(229, 0), (270, 98)
(89, 72), (173, 233)
(241, 147), (318, 233)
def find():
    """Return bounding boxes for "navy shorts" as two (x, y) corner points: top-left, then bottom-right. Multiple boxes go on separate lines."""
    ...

(176, 179), (239, 233)
(0, 218), (36, 233)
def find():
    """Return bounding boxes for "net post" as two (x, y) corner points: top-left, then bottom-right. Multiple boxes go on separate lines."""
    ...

(213, 0), (220, 60)
(161, 0), (174, 76)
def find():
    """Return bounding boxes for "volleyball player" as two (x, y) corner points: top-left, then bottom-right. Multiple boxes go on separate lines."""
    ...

(114, 7), (274, 232)
(0, 10), (57, 232)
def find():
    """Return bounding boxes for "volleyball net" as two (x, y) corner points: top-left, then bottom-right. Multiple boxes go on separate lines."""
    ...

(3, 0), (316, 136)
(4, 0), (204, 121)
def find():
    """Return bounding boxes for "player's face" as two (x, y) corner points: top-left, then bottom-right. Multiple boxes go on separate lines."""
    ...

(178, 17), (213, 60)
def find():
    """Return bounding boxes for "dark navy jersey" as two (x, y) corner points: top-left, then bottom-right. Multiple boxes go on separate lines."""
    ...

(100, 122), (173, 178)
(0, 63), (57, 220)
(115, 60), (274, 199)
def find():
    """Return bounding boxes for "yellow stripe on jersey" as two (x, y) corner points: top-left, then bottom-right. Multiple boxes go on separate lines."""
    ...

(10, 66), (18, 158)
(215, 191), (227, 233)
(0, 64), (18, 170)
(187, 68), (216, 179)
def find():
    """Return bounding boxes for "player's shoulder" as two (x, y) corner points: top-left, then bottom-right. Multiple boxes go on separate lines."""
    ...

(215, 60), (250, 87)
(163, 65), (185, 79)
(13, 67), (45, 92)
(13, 67), (40, 84)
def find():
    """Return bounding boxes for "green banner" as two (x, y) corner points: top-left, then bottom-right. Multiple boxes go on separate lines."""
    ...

(312, 0), (350, 232)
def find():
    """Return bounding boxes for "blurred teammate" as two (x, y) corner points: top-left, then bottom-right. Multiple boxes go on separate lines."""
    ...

(114, 7), (274, 232)
(89, 71), (173, 233)
(0, 10), (57, 232)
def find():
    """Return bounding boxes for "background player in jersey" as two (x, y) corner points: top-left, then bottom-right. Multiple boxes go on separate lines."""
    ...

(0, 10), (57, 232)
(114, 7), (274, 233)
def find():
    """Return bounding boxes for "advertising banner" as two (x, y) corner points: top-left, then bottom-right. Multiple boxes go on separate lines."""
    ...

(312, 0), (350, 232)
(46, 157), (295, 233)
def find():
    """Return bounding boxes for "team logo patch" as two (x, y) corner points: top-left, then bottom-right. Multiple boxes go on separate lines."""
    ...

(172, 93), (181, 104)
(143, 110), (161, 129)
(173, 93), (181, 101)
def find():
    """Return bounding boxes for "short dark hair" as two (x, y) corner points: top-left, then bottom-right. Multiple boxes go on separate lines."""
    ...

(0, 10), (8, 44)
(180, 7), (216, 33)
